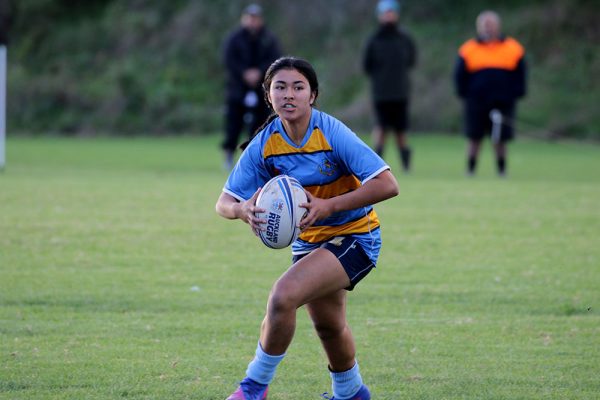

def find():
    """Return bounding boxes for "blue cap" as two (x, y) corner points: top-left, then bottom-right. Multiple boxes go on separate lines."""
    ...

(243, 4), (263, 16)
(377, 0), (400, 15)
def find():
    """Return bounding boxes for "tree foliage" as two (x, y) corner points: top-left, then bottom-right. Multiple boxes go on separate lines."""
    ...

(6, 0), (599, 137)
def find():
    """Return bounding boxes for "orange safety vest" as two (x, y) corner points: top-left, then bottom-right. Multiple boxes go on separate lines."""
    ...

(458, 37), (525, 73)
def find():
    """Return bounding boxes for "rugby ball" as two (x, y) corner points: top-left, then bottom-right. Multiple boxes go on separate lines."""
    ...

(255, 175), (307, 249)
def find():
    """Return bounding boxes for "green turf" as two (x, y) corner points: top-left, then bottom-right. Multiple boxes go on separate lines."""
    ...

(1, 134), (599, 399)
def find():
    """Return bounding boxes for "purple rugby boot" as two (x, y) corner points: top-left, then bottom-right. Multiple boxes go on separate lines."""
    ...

(227, 377), (269, 400)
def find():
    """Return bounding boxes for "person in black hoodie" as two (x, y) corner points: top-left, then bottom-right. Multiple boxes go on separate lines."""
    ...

(221, 4), (282, 170)
(363, 0), (417, 172)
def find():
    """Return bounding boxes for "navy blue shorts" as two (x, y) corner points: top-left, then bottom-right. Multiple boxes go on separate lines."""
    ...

(465, 101), (515, 142)
(292, 236), (375, 291)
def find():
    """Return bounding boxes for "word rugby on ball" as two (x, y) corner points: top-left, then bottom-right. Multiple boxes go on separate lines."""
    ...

(255, 175), (307, 249)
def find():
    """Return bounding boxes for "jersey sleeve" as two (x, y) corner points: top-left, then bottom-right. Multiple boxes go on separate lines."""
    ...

(326, 116), (389, 183)
(223, 137), (271, 201)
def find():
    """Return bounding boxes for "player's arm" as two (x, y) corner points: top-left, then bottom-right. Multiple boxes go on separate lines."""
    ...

(216, 190), (266, 233)
(299, 169), (398, 229)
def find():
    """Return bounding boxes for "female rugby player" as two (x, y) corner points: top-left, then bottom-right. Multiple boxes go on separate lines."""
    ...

(216, 56), (399, 400)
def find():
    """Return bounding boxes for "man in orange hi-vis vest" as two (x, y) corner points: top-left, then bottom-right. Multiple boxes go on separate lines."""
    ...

(454, 10), (527, 177)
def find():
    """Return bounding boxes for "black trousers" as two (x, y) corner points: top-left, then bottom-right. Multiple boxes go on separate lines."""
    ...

(222, 98), (270, 152)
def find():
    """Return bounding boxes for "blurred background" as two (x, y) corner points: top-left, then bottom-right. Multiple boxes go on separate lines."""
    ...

(3, 0), (599, 138)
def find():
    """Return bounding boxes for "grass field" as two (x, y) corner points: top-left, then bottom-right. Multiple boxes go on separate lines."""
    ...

(1, 134), (599, 400)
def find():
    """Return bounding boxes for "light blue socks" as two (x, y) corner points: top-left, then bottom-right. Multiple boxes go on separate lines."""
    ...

(245, 342), (286, 385)
(245, 342), (362, 398)
(330, 362), (363, 399)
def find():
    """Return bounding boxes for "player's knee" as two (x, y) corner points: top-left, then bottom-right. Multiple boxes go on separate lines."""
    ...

(267, 281), (300, 315)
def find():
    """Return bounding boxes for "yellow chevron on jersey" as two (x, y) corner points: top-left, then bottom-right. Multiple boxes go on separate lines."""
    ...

(223, 109), (390, 264)
(299, 209), (380, 243)
(305, 174), (361, 199)
(263, 128), (332, 159)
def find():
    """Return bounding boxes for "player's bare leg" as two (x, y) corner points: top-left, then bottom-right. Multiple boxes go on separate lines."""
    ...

(259, 248), (350, 355)
(306, 289), (355, 371)
(226, 250), (350, 399)
(305, 265), (371, 399)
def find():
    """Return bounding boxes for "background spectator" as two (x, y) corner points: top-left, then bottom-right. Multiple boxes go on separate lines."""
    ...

(221, 3), (282, 170)
(454, 10), (527, 177)
(363, 0), (417, 172)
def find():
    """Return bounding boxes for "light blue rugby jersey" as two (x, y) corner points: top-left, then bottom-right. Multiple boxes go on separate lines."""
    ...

(223, 109), (390, 265)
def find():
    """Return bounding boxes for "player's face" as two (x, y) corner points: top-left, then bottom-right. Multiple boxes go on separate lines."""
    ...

(268, 68), (316, 125)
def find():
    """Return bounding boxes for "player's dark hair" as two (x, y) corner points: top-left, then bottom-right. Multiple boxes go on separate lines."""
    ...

(240, 56), (320, 150)
(262, 56), (320, 108)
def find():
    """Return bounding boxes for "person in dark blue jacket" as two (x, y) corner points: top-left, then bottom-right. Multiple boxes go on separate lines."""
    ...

(222, 4), (282, 170)
(363, 0), (417, 172)
(454, 10), (527, 177)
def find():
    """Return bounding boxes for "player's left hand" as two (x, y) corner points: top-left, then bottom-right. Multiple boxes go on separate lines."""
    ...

(240, 188), (266, 236)
(298, 191), (333, 231)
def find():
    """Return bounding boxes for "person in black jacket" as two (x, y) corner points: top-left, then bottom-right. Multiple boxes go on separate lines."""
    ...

(454, 10), (527, 177)
(363, 0), (417, 172)
(221, 4), (282, 170)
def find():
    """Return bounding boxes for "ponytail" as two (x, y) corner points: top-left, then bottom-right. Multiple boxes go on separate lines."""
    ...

(239, 113), (278, 151)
